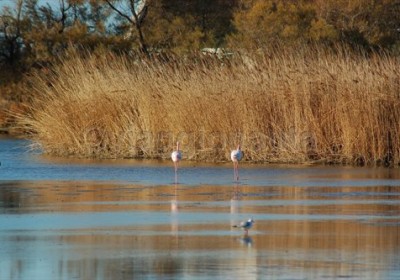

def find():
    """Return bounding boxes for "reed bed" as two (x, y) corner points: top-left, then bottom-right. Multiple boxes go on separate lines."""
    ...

(18, 46), (400, 165)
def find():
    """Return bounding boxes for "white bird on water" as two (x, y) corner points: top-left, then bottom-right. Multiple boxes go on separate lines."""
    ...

(171, 142), (182, 181)
(233, 218), (255, 235)
(231, 144), (243, 180)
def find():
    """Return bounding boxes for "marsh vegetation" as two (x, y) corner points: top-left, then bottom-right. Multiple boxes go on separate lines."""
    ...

(18, 46), (400, 165)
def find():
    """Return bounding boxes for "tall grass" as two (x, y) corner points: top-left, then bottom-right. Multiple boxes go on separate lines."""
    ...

(18, 46), (400, 165)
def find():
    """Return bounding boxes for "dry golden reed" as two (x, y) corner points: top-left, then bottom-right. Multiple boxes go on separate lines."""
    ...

(18, 46), (400, 165)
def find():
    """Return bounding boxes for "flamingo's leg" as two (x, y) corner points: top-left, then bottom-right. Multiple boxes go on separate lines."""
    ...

(233, 162), (239, 181)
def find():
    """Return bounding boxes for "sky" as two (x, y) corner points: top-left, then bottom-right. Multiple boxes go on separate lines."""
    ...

(0, 1), (10, 9)
(1, 0), (51, 9)
(0, 0), (18, 9)
(1, 1), (144, 16)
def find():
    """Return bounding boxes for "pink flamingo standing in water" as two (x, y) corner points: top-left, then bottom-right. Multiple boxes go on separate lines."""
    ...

(231, 144), (243, 181)
(171, 142), (182, 182)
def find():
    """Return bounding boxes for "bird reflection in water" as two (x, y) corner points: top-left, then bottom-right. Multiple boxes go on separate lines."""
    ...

(230, 182), (242, 215)
(239, 235), (253, 247)
(171, 182), (179, 236)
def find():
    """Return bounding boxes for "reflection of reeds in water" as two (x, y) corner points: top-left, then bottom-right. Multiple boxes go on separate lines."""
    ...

(3, 182), (400, 251)
(2, 181), (399, 279)
(5, 181), (400, 216)
(255, 219), (399, 279)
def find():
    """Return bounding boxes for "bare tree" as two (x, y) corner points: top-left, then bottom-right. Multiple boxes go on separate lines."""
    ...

(0, 0), (24, 64)
(104, 0), (149, 56)
(57, 0), (71, 33)
(32, 0), (72, 33)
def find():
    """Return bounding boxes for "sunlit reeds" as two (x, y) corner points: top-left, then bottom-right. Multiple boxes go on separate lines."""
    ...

(18, 46), (400, 165)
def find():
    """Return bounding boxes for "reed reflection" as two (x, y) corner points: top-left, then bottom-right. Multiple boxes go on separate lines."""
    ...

(1, 172), (400, 280)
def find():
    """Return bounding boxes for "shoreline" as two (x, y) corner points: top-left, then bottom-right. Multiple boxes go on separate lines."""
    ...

(0, 131), (397, 167)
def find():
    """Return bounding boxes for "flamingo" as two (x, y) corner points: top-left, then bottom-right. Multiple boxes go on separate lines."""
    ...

(171, 141), (182, 181)
(233, 218), (255, 235)
(231, 144), (243, 180)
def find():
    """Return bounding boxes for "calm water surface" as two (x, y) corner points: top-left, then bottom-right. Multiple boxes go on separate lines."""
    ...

(1, 137), (400, 280)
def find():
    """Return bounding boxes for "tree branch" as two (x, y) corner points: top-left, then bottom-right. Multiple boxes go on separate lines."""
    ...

(105, 0), (134, 24)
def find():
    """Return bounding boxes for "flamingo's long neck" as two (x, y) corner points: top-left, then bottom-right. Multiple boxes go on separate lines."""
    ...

(237, 145), (241, 151)
(176, 142), (180, 151)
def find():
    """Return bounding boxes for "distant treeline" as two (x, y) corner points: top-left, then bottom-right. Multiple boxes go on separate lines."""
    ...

(1, 0), (399, 65)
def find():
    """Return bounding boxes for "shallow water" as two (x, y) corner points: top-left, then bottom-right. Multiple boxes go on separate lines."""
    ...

(1, 137), (400, 280)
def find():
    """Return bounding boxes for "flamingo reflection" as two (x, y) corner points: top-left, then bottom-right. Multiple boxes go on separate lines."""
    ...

(230, 182), (241, 215)
(171, 182), (179, 236)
